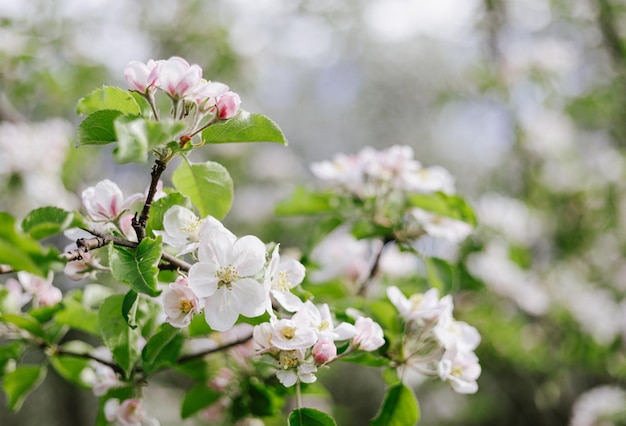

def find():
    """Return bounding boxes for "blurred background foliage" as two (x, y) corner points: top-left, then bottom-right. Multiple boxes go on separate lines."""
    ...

(2, 0), (626, 424)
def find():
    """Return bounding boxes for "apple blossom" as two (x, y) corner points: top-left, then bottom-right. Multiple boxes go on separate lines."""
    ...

(410, 208), (474, 244)
(124, 59), (160, 94)
(154, 206), (232, 255)
(81, 179), (143, 222)
(387, 286), (452, 324)
(188, 231), (269, 332)
(16, 271), (62, 307)
(262, 313), (318, 351)
(192, 80), (230, 111)
(264, 245), (305, 312)
(1, 278), (31, 312)
(274, 349), (318, 387)
(162, 277), (202, 328)
(437, 344), (481, 394)
(104, 398), (159, 426)
(216, 91), (241, 120)
(81, 362), (120, 397)
(155, 56), (202, 99)
(300, 301), (357, 342)
(312, 338), (337, 364)
(352, 316), (385, 351)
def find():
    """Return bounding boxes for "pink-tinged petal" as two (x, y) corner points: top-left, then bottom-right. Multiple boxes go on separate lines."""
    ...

(204, 288), (240, 332)
(174, 64), (202, 98)
(233, 235), (266, 276)
(231, 278), (268, 318)
(124, 61), (151, 92)
(312, 339), (337, 364)
(216, 92), (241, 120)
(188, 262), (219, 298)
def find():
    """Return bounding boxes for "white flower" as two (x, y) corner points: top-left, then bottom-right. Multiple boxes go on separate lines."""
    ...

(404, 165), (456, 194)
(264, 245), (305, 312)
(81, 362), (119, 397)
(16, 271), (62, 307)
(570, 385), (626, 426)
(434, 314), (481, 353)
(81, 179), (143, 222)
(274, 349), (317, 387)
(162, 277), (201, 328)
(352, 316), (385, 351)
(154, 206), (231, 255)
(300, 301), (356, 341)
(261, 313), (318, 351)
(437, 345), (481, 394)
(188, 231), (269, 332)
(156, 56), (202, 99)
(104, 398), (159, 426)
(410, 208), (473, 244)
(387, 286), (452, 324)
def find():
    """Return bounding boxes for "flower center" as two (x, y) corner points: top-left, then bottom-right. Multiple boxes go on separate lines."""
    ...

(409, 294), (424, 311)
(279, 350), (299, 369)
(179, 217), (202, 239)
(179, 299), (194, 314)
(216, 264), (238, 289)
(318, 320), (330, 332)
(276, 271), (292, 291)
(281, 326), (296, 339)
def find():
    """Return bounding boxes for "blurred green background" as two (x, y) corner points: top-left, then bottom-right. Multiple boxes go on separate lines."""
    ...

(2, 0), (626, 424)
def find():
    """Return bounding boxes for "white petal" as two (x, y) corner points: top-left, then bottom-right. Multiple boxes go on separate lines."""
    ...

(204, 288), (241, 332)
(271, 290), (304, 312)
(232, 278), (268, 318)
(188, 263), (218, 298)
(233, 235), (266, 277)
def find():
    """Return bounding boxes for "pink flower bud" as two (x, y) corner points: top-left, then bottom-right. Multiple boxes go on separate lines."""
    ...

(216, 91), (241, 120)
(312, 339), (337, 364)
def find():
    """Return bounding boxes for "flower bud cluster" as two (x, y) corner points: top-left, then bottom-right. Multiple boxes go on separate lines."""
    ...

(387, 286), (481, 394)
(124, 57), (241, 139)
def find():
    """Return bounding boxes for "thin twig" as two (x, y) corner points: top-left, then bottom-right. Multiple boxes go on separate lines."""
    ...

(177, 333), (253, 364)
(52, 346), (126, 376)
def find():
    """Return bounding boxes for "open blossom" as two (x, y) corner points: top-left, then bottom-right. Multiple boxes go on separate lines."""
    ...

(124, 59), (160, 93)
(188, 231), (269, 332)
(16, 271), (61, 307)
(387, 286), (452, 324)
(81, 179), (143, 222)
(274, 349), (317, 387)
(352, 316), (385, 351)
(301, 301), (357, 342)
(410, 208), (473, 244)
(264, 246), (305, 312)
(104, 398), (159, 426)
(437, 344), (481, 394)
(162, 277), (202, 328)
(254, 311), (318, 351)
(156, 56), (202, 99)
(192, 80), (229, 111)
(154, 206), (231, 255)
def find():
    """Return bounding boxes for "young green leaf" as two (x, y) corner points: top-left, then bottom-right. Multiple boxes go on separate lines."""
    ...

(172, 160), (234, 219)
(122, 290), (139, 329)
(0, 342), (23, 379)
(0, 212), (63, 276)
(370, 383), (420, 426)
(49, 355), (91, 389)
(2, 365), (47, 411)
(181, 383), (221, 419)
(98, 294), (141, 378)
(55, 297), (100, 335)
(76, 86), (141, 116)
(113, 116), (186, 164)
(407, 192), (477, 227)
(288, 408), (337, 426)
(141, 323), (184, 375)
(202, 111), (287, 145)
(76, 109), (124, 145)
(21, 207), (86, 240)
(109, 237), (162, 297)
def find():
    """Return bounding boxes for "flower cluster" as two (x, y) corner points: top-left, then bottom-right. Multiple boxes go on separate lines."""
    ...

(387, 286), (481, 394)
(252, 301), (384, 386)
(311, 145), (473, 244)
(124, 57), (241, 131)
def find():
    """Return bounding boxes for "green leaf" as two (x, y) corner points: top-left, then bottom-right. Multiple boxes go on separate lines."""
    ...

(370, 383), (420, 426)
(289, 408), (337, 426)
(0, 342), (24, 379)
(76, 86), (141, 116)
(0, 212), (63, 276)
(98, 295), (140, 378)
(113, 116), (185, 164)
(340, 351), (389, 367)
(407, 192), (476, 227)
(2, 365), (47, 411)
(55, 297), (99, 335)
(76, 110), (124, 145)
(141, 323), (184, 374)
(188, 312), (212, 337)
(49, 355), (91, 389)
(146, 192), (192, 237)
(181, 383), (221, 419)
(1, 313), (46, 339)
(172, 160), (234, 219)
(109, 237), (162, 297)
(275, 186), (336, 216)
(122, 290), (139, 329)
(202, 111), (287, 145)
(22, 207), (86, 240)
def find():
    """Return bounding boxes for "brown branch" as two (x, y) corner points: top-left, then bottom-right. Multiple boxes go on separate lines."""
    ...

(356, 236), (394, 296)
(52, 345), (126, 376)
(178, 333), (253, 364)
(132, 159), (167, 241)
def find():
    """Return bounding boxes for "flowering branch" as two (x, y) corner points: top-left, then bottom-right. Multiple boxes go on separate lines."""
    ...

(177, 333), (253, 364)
